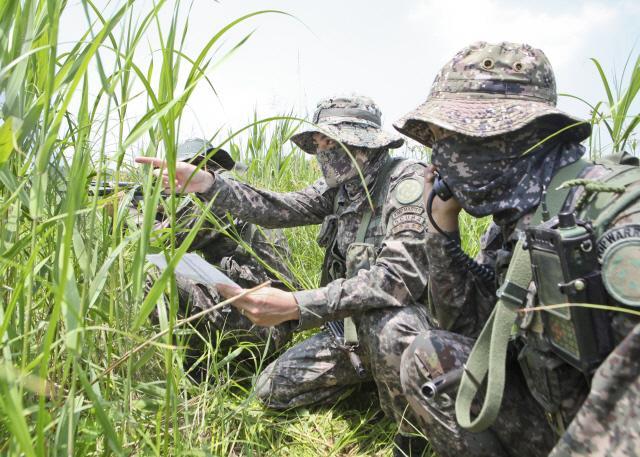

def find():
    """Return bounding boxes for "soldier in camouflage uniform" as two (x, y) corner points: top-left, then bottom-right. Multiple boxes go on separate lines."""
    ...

(137, 96), (433, 455)
(153, 139), (295, 368)
(394, 42), (640, 456)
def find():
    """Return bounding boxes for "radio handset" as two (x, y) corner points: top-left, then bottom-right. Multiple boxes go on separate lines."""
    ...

(426, 172), (495, 282)
(433, 173), (454, 202)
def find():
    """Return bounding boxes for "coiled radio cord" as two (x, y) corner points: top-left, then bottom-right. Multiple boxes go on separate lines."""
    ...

(426, 190), (496, 283)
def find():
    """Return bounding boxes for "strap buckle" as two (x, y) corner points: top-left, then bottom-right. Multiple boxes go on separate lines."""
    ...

(496, 280), (528, 309)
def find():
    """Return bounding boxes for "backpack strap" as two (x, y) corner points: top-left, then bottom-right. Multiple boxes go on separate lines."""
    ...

(455, 158), (590, 432)
(354, 156), (404, 243)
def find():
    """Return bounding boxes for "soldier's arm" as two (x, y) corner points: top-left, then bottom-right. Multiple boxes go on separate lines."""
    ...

(292, 162), (431, 329)
(199, 175), (335, 228)
(424, 225), (500, 336)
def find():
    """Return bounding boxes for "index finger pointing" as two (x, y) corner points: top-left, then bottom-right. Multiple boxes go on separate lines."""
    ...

(135, 156), (167, 168)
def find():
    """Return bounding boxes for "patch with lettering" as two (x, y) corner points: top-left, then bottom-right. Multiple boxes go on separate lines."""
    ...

(393, 214), (425, 226)
(597, 224), (640, 262)
(391, 222), (425, 235)
(391, 205), (424, 219)
(394, 178), (423, 205)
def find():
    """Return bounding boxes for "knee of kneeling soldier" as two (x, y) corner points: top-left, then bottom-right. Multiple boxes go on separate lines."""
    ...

(401, 330), (473, 387)
(360, 309), (427, 367)
(254, 363), (280, 407)
(254, 362), (303, 410)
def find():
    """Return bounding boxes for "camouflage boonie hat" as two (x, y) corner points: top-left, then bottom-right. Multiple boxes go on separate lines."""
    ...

(394, 42), (591, 147)
(291, 95), (404, 154)
(177, 138), (235, 171)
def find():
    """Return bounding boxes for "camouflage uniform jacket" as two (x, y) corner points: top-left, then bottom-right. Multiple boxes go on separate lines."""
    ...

(200, 155), (430, 330)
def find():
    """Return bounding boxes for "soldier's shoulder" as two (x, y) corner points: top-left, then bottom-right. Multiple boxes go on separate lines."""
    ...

(383, 159), (428, 236)
(389, 158), (428, 183)
(385, 158), (427, 206)
(310, 178), (338, 198)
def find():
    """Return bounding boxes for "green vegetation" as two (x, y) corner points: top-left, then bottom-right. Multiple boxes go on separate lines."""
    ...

(561, 53), (640, 158)
(0, 1), (637, 456)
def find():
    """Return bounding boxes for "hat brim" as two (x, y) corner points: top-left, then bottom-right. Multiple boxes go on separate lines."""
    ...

(393, 97), (591, 147)
(192, 148), (235, 171)
(291, 123), (404, 154)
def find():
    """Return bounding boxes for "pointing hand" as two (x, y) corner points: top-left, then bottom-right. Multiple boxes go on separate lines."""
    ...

(135, 157), (215, 194)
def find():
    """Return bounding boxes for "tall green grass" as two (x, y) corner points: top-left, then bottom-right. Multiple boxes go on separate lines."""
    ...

(0, 0), (637, 455)
(0, 2), (396, 455)
(561, 53), (640, 159)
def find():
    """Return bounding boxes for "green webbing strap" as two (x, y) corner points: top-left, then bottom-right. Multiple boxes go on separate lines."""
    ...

(344, 156), (402, 346)
(344, 317), (359, 345)
(354, 209), (373, 246)
(455, 239), (531, 431)
(455, 158), (590, 432)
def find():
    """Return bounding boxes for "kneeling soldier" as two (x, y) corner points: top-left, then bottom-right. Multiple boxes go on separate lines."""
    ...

(395, 42), (640, 457)
(138, 96), (433, 455)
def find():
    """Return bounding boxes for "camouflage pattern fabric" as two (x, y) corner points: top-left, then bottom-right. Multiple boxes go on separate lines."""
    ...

(200, 152), (432, 432)
(549, 323), (640, 457)
(400, 331), (556, 457)
(547, 164), (640, 456)
(393, 41), (591, 147)
(151, 190), (296, 365)
(173, 215), (296, 358)
(315, 146), (387, 189)
(176, 137), (235, 172)
(256, 305), (429, 417)
(291, 95), (404, 154)
(430, 119), (584, 224)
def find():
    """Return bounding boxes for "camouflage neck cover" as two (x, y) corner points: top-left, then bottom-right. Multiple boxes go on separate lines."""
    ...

(316, 147), (387, 189)
(432, 125), (585, 225)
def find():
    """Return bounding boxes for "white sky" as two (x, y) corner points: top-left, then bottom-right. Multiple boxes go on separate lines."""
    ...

(58, 0), (640, 146)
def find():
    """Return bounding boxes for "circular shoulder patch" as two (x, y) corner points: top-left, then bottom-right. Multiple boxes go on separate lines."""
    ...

(395, 178), (423, 205)
(597, 224), (640, 262)
(602, 237), (640, 307)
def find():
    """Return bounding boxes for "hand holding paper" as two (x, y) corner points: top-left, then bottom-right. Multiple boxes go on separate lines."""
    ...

(147, 252), (239, 287)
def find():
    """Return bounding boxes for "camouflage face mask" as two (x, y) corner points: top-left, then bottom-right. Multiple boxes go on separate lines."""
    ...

(316, 147), (367, 188)
(432, 124), (585, 225)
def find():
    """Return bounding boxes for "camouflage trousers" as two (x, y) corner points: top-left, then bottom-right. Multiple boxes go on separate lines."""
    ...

(399, 330), (557, 457)
(549, 323), (640, 457)
(255, 305), (431, 433)
(175, 275), (294, 363)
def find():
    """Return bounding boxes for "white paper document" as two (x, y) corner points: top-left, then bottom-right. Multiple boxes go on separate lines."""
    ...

(147, 252), (240, 288)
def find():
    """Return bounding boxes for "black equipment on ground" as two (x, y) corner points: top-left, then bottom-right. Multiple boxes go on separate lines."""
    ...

(89, 181), (145, 202)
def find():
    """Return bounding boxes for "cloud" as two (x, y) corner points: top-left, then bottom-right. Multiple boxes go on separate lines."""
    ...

(409, 0), (618, 72)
